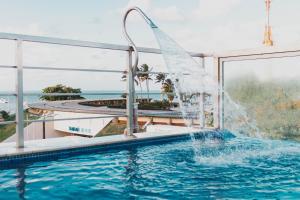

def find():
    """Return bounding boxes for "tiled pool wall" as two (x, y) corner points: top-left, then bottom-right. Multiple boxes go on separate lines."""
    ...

(0, 130), (227, 168)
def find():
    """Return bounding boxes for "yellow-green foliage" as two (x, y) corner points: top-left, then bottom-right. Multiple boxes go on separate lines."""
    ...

(226, 75), (300, 140)
(0, 123), (15, 142)
(96, 121), (127, 137)
(40, 84), (84, 101)
(0, 111), (39, 142)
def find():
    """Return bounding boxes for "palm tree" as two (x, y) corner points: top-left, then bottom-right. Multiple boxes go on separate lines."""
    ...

(121, 66), (140, 98)
(139, 64), (153, 102)
(155, 73), (166, 100)
(155, 73), (166, 84)
(136, 67), (144, 100)
(162, 78), (175, 103)
(155, 73), (175, 103)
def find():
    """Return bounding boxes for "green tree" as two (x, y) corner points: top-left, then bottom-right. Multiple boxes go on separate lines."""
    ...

(155, 73), (175, 103)
(155, 73), (166, 83)
(120, 93), (127, 99)
(40, 84), (84, 101)
(121, 66), (141, 98)
(0, 110), (10, 120)
(163, 79), (175, 103)
(139, 64), (153, 102)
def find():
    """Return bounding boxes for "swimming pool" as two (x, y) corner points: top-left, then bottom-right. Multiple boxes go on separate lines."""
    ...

(1, 132), (299, 199)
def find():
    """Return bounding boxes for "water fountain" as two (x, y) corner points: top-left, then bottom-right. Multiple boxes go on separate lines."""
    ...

(124, 7), (259, 129)
(123, 7), (262, 161)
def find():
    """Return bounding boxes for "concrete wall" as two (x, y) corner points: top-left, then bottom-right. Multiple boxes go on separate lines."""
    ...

(53, 111), (113, 137)
(4, 120), (69, 143)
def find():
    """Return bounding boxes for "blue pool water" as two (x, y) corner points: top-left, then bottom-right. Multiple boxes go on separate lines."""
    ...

(0, 135), (300, 199)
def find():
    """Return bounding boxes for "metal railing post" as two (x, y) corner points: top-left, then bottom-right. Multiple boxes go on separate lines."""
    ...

(15, 39), (24, 148)
(200, 57), (205, 128)
(126, 49), (136, 135)
(43, 113), (46, 139)
(199, 93), (205, 128)
(213, 57), (222, 129)
(220, 60), (224, 129)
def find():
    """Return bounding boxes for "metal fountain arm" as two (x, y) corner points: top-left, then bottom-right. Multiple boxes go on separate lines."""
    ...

(122, 6), (157, 73)
(122, 7), (157, 135)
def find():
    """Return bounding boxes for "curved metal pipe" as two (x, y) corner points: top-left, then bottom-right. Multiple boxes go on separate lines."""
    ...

(122, 7), (157, 72)
(122, 7), (157, 135)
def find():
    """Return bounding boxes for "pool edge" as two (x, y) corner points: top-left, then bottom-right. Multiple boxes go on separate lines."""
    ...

(0, 129), (221, 166)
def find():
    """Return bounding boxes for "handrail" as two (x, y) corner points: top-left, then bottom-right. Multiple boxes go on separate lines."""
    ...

(23, 92), (170, 96)
(213, 43), (300, 62)
(23, 66), (169, 74)
(0, 121), (16, 125)
(0, 32), (205, 57)
(0, 91), (174, 97)
(3, 32), (300, 60)
(0, 92), (16, 96)
(23, 92), (127, 96)
(0, 65), (16, 69)
(23, 66), (125, 73)
(25, 115), (127, 123)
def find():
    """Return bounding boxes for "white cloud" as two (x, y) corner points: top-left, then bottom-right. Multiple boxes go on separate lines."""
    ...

(120, 1), (184, 23)
(166, 18), (264, 54)
(2, 23), (45, 36)
(120, 0), (151, 16)
(192, 0), (241, 20)
(117, 0), (152, 23)
(0, 24), (129, 91)
(153, 6), (184, 22)
(124, 0), (151, 11)
(1, 0), (300, 92)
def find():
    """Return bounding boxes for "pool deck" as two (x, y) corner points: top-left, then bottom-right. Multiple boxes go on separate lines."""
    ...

(29, 100), (183, 117)
(0, 125), (210, 159)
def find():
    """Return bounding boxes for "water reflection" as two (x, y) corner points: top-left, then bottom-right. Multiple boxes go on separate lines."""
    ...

(16, 167), (26, 200)
(124, 148), (140, 196)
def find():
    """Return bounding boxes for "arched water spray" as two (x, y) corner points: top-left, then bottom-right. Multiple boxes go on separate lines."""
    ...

(122, 7), (216, 133)
(123, 7), (261, 161)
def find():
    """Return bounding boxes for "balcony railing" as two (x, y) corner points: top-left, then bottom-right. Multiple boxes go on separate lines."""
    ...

(1, 31), (300, 148)
(0, 32), (205, 148)
(214, 43), (300, 129)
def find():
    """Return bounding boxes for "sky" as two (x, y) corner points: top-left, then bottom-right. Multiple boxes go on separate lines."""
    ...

(0, 0), (300, 91)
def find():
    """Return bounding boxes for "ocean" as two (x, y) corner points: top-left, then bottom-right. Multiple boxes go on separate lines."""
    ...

(0, 91), (162, 114)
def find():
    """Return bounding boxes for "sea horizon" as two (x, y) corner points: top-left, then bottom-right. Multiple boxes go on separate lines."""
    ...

(0, 90), (162, 113)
